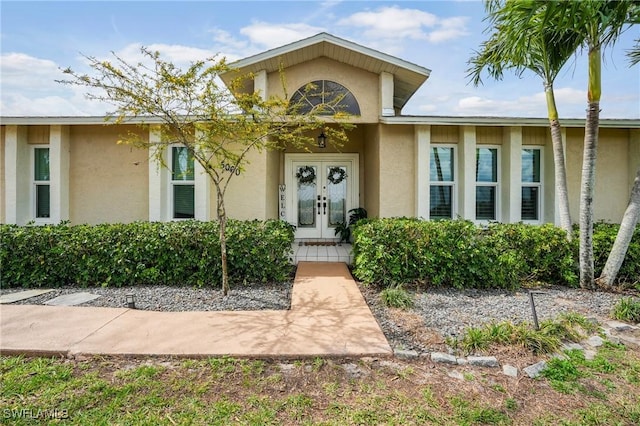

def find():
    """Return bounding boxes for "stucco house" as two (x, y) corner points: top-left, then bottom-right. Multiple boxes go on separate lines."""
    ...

(1, 33), (639, 249)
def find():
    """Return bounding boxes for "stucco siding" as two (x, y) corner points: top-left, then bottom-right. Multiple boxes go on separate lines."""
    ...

(363, 125), (380, 217)
(431, 125), (458, 143)
(476, 126), (503, 145)
(69, 125), (148, 224)
(223, 148), (268, 220)
(566, 127), (635, 224)
(378, 125), (414, 217)
(27, 126), (49, 144)
(523, 126), (548, 146)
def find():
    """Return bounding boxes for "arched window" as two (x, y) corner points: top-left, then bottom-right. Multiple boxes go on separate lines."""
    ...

(288, 80), (360, 116)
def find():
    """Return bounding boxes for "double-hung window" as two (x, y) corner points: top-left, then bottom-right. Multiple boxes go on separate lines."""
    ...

(521, 147), (542, 222)
(33, 146), (50, 219)
(171, 146), (195, 219)
(475, 147), (499, 221)
(429, 145), (455, 219)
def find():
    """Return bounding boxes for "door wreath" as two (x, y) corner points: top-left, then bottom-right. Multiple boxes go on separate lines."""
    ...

(327, 167), (347, 185)
(296, 166), (316, 184)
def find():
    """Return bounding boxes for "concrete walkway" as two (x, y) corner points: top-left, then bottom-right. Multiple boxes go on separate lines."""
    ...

(0, 262), (391, 358)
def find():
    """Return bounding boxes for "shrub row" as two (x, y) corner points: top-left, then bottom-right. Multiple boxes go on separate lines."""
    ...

(0, 220), (295, 288)
(352, 219), (639, 289)
(591, 222), (640, 285)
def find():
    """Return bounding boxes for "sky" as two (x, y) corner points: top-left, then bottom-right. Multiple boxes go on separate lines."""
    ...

(1, 0), (639, 119)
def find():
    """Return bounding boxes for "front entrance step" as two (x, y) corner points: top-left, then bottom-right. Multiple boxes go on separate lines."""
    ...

(291, 242), (353, 264)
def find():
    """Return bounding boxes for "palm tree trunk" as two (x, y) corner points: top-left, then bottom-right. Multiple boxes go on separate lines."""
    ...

(597, 167), (640, 288)
(579, 47), (601, 290)
(546, 85), (572, 239)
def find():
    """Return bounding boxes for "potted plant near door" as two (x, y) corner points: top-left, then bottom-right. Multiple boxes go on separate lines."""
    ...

(335, 207), (368, 244)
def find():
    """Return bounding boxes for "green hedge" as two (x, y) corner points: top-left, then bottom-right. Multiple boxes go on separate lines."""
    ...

(352, 219), (528, 289)
(354, 219), (557, 289)
(0, 220), (295, 288)
(591, 222), (640, 285)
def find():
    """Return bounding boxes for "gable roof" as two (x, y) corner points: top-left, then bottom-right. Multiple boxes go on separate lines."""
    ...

(219, 32), (431, 111)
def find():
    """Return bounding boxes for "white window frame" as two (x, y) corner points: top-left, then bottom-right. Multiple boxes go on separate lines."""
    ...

(475, 145), (501, 223)
(429, 144), (457, 220)
(31, 145), (51, 223)
(521, 146), (544, 224)
(169, 144), (195, 220)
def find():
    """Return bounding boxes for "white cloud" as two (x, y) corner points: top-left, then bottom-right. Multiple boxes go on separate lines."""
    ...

(337, 6), (469, 44)
(113, 43), (218, 68)
(1, 53), (63, 90)
(0, 92), (106, 116)
(240, 22), (324, 49)
(428, 17), (471, 43)
(454, 86), (589, 117)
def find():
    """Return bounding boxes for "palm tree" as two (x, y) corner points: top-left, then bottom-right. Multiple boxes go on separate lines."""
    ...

(543, 0), (636, 289)
(468, 0), (580, 239)
(598, 27), (640, 287)
(597, 168), (640, 288)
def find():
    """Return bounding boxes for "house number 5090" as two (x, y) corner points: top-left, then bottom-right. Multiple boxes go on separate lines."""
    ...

(221, 162), (241, 175)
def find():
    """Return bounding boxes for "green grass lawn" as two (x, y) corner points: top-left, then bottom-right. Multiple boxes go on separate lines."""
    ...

(2, 340), (639, 425)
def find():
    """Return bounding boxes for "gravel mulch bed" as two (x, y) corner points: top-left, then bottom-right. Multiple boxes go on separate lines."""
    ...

(359, 283), (629, 353)
(0, 283), (292, 312)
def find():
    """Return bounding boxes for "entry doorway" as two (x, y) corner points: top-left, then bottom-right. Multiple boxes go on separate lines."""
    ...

(284, 154), (359, 239)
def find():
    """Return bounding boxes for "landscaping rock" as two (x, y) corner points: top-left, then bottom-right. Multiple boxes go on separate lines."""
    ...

(342, 363), (365, 378)
(447, 370), (465, 380)
(431, 352), (458, 365)
(467, 356), (499, 368)
(502, 365), (518, 377)
(562, 343), (584, 351)
(456, 358), (468, 366)
(394, 349), (419, 360)
(523, 361), (547, 378)
(605, 320), (633, 332)
(586, 335), (604, 348)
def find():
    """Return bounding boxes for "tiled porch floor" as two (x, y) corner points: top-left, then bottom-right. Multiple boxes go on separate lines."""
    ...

(291, 241), (353, 264)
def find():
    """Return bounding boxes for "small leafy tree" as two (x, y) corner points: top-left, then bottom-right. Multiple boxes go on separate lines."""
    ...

(59, 48), (351, 294)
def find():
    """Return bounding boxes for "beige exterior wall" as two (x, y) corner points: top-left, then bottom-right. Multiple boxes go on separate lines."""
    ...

(476, 126), (503, 145)
(2, 121), (637, 227)
(378, 125), (415, 217)
(222, 147), (271, 220)
(363, 125), (381, 217)
(565, 127), (637, 224)
(265, 149), (280, 219)
(522, 126), (548, 146)
(69, 125), (148, 224)
(266, 57), (380, 123)
(431, 125), (458, 143)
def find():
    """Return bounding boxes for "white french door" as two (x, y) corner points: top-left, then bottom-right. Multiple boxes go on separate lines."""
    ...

(285, 154), (359, 239)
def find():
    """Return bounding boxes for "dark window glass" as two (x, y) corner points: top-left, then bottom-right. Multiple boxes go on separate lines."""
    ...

(522, 149), (541, 183)
(430, 147), (454, 182)
(476, 186), (496, 220)
(172, 147), (194, 181)
(36, 184), (50, 218)
(173, 185), (195, 219)
(34, 148), (50, 181)
(521, 187), (539, 221)
(430, 186), (452, 219)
